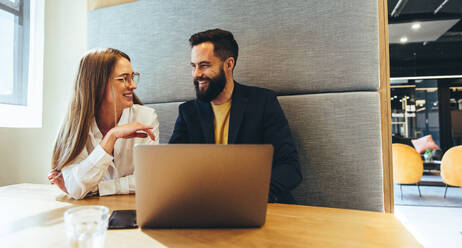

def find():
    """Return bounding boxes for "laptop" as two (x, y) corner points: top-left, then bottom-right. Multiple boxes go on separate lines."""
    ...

(134, 144), (273, 228)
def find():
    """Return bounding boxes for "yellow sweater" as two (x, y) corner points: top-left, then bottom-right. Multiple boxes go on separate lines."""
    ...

(211, 100), (232, 144)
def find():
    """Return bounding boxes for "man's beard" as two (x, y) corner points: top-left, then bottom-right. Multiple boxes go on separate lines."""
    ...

(194, 68), (227, 102)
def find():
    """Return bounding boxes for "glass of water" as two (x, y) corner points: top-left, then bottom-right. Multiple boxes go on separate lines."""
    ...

(64, 206), (109, 248)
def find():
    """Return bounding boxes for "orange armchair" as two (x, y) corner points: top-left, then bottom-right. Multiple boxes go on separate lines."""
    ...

(441, 145), (462, 198)
(392, 144), (424, 199)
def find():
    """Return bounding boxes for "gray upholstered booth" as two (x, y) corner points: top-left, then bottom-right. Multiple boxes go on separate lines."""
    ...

(88, 0), (384, 211)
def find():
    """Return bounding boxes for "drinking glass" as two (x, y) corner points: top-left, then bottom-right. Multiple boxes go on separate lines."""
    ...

(64, 206), (109, 248)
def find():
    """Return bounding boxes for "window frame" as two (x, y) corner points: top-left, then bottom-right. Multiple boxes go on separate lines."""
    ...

(0, 0), (30, 106)
(0, 0), (44, 128)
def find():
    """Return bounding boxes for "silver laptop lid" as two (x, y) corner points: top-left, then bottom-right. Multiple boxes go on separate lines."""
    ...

(134, 144), (273, 228)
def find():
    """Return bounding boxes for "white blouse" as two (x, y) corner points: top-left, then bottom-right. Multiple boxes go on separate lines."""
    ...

(61, 104), (159, 199)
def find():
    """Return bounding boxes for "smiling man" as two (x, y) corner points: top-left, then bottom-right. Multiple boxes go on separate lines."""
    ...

(169, 29), (302, 203)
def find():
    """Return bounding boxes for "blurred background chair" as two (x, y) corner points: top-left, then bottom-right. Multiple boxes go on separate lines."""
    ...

(441, 145), (462, 198)
(392, 144), (424, 200)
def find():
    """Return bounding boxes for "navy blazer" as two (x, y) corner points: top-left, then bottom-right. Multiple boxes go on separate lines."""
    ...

(169, 82), (302, 203)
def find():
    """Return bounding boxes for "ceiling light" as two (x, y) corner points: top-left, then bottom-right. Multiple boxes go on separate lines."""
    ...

(411, 23), (421, 30)
(400, 36), (408, 44)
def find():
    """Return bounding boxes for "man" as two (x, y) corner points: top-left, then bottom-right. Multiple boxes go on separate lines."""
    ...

(169, 28), (302, 204)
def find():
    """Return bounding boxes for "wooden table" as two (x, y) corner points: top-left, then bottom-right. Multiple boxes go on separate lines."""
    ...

(1, 184), (421, 247)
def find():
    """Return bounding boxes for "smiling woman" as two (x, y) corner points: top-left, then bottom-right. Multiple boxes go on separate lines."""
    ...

(49, 48), (159, 200)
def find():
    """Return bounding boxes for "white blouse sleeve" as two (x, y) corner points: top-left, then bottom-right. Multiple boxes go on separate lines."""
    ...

(150, 108), (160, 145)
(61, 145), (113, 200)
(98, 175), (135, 196)
(97, 106), (160, 197)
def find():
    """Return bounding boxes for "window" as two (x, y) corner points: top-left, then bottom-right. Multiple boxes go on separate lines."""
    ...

(390, 80), (440, 145)
(0, 0), (29, 105)
(0, 0), (43, 128)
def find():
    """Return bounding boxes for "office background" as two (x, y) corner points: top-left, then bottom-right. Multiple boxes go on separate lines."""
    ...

(87, 0), (385, 211)
(0, 0), (86, 186)
(0, 0), (392, 212)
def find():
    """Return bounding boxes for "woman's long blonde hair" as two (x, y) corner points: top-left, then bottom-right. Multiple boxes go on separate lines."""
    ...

(52, 48), (141, 170)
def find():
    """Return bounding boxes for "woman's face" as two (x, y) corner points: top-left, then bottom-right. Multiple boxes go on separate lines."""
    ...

(104, 57), (137, 111)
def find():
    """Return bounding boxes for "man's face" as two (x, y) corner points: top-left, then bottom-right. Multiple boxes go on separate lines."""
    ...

(190, 42), (227, 102)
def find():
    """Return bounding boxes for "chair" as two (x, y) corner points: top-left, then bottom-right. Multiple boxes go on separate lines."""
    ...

(392, 144), (424, 200)
(440, 145), (462, 198)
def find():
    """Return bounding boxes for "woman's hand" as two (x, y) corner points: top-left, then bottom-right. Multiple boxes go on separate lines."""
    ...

(48, 170), (68, 194)
(111, 122), (155, 140)
(100, 122), (156, 154)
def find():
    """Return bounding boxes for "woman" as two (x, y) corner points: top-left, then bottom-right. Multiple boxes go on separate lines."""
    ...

(48, 48), (159, 199)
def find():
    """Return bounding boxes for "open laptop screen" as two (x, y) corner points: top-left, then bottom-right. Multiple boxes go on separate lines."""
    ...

(134, 144), (273, 228)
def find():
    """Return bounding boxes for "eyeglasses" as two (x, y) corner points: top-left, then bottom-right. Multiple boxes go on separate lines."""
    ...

(113, 72), (140, 87)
